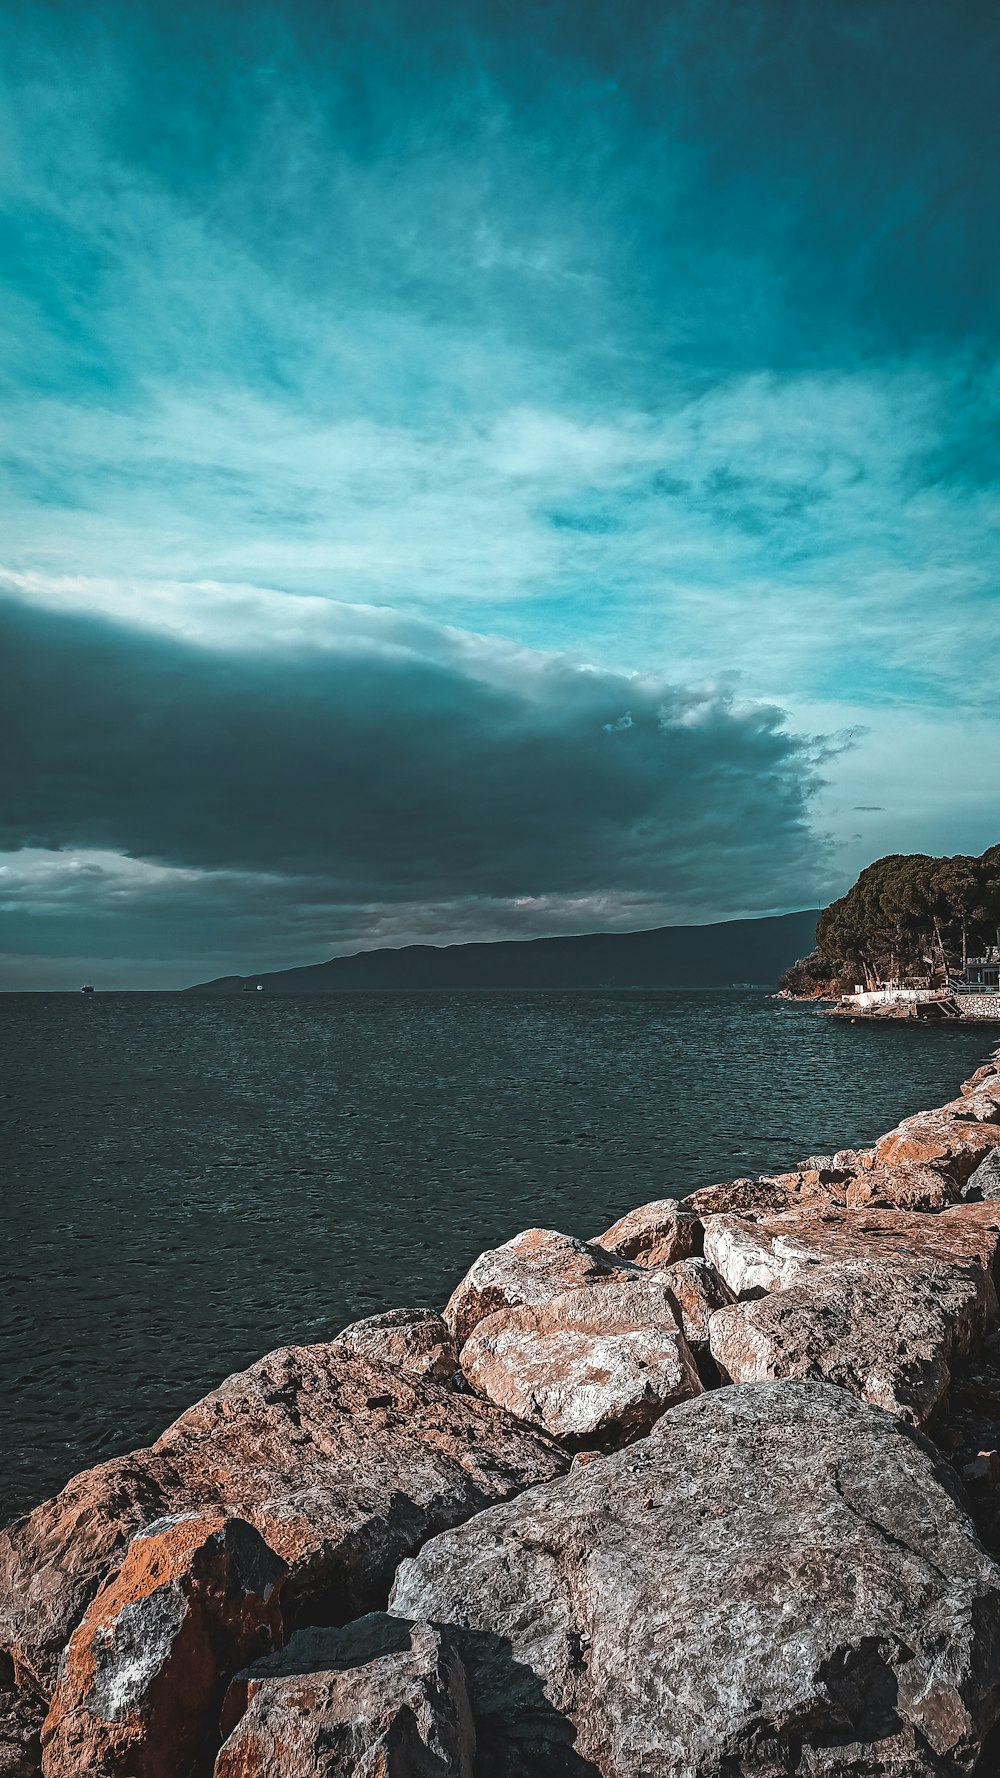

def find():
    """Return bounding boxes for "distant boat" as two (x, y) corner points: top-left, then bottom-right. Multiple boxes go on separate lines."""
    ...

(242, 982), (264, 992)
(80, 984), (95, 995)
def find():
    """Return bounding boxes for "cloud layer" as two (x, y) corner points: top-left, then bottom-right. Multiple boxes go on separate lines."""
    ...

(0, 593), (832, 980)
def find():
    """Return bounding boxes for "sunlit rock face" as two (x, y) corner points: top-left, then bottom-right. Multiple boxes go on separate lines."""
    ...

(458, 1278), (702, 1449)
(442, 1228), (641, 1346)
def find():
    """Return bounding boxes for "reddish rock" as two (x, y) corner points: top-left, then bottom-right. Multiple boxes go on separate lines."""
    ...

(704, 1202), (1000, 1304)
(215, 1615), (474, 1777)
(591, 1199), (702, 1268)
(441, 1228), (638, 1346)
(40, 1514), (284, 1778)
(962, 1063), (1000, 1095)
(845, 1162), (958, 1210)
(0, 1348), (568, 1695)
(680, 1176), (800, 1217)
(459, 1280), (701, 1449)
(704, 1203), (1000, 1428)
(329, 1309), (459, 1384)
(874, 1113), (1000, 1184)
(653, 1256), (736, 1344)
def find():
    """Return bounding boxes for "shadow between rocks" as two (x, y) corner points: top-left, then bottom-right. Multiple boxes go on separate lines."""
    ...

(453, 1626), (600, 1778)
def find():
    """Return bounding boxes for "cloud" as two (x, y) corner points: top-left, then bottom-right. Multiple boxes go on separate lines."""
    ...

(1, 0), (999, 983)
(0, 594), (832, 977)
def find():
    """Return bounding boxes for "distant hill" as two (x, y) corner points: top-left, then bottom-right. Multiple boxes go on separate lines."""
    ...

(184, 909), (820, 995)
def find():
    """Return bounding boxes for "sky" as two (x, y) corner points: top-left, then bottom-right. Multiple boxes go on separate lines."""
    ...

(1, 0), (998, 987)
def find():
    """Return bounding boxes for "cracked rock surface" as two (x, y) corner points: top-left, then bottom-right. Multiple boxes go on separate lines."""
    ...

(215, 1615), (475, 1777)
(0, 1347), (567, 1695)
(391, 1380), (1000, 1777)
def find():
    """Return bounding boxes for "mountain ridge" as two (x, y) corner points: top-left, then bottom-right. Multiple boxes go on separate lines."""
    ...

(184, 909), (820, 994)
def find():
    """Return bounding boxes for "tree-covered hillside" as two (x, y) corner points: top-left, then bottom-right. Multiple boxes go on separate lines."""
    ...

(780, 845), (1000, 995)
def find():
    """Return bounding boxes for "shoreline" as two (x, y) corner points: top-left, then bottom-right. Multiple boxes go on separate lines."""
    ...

(780, 986), (1000, 1022)
(3, 1037), (1000, 1774)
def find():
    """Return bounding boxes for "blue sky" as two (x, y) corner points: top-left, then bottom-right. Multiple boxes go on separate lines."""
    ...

(1, 0), (998, 985)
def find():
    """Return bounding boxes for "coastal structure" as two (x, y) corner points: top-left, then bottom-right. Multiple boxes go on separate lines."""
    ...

(839, 974), (1000, 1019)
(4, 1041), (1000, 1774)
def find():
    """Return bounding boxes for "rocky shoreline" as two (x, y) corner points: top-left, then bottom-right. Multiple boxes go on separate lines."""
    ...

(4, 1044), (1000, 1776)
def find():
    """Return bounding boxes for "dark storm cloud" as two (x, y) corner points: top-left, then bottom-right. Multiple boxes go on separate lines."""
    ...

(0, 597), (828, 922)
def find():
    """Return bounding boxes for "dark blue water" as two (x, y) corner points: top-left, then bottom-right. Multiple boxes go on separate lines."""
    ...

(1, 990), (996, 1525)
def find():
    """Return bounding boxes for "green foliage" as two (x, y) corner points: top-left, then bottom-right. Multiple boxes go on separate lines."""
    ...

(814, 845), (1000, 986)
(777, 949), (852, 997)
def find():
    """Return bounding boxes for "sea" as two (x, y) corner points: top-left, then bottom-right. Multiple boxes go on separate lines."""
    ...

(2, 989), (997, 1526)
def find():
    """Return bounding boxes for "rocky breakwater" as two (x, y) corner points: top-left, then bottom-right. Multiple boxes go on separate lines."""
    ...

(2, 1044), (1000, 1775)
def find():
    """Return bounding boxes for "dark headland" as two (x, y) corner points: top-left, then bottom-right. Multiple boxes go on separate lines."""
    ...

(185, 907), (820, 994)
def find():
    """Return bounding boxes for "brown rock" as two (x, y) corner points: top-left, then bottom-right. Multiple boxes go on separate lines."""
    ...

(704, 1201), (1000, 1302)
(215, 1615), (475, 1777)
(708, 1259), (987, 1426)
(874, 1113), (1000, 1184)
(846, 1161), (958, 1210)
(652, 1255), (736, 1344)
(591, 1199), (702, 1268)
(962, 1063), (1000, 1095)
(0, 1348), (568, 1695)
(459, 1280), (701, 1450)
(329, 1309), (459, 1384)
(441, 1228), (638, 1346)
(680, 1176), (799, 1217)
(40, 1514), (284, 1778)
(391, 1381), (1000, 1776)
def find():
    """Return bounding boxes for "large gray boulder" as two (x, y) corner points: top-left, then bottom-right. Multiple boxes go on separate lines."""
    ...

(390, 1381), (1000, 1777)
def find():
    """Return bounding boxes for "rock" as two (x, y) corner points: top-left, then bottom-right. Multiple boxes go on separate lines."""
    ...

(39, 1514), (285, 1778)
(590, 1200), (702, 1268)
(0, 1347), (568, 1694)
(329, 1309), (459, 1384)
(652, 1256), (736, 1344)
(703, 1202), (1000, 1303)
(874, 1112), (1000, 1184)
(703, 1204), (1000, 1428)
(215, 1615), (475, 1777)
(441, 1230), (638, 1346)
(680, 1177), (799, 1217)
(0, 1662), (42, 1778)
(946, 1083), (1000, 1121)
(458, 1281), (701, 1450)
(846, 1161), (958, 1210)
(962, 1063), (1000, 1095)
(964, 1148), (1000, 1201)
(791, 1156), (862, 1195)
(390, 1381), (1000, 1777)
(707, 1259), (987, 1426)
